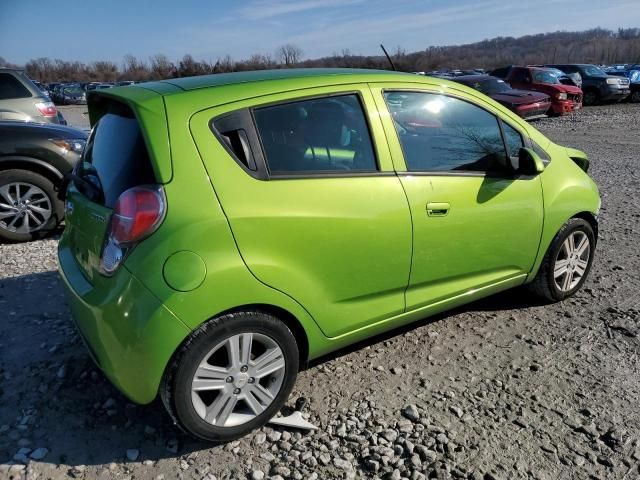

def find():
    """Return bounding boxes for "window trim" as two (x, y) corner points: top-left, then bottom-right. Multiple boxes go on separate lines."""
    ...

(210, 90), (387, 181)
(381, 88), (533, 179)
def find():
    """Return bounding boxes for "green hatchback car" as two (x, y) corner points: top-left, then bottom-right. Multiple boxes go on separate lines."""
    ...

(58, 68), (599, 442)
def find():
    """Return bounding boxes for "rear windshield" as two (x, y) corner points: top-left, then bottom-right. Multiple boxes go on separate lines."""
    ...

(82, 105), (155, 207)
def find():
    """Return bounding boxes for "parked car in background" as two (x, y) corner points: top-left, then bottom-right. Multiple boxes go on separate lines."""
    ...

(60, 85), (87, 105)
(496, 66), (583, 115)
(546, 64), (630, 105)
(58, 69), (600, 442)
(451, 75), (551, 120)
(625, 70), (640, 103)
(0, 68), (60, 124)
(115, 80), (136, 86)
(0, 121), (86, 241)
(531, 66), (582, 88)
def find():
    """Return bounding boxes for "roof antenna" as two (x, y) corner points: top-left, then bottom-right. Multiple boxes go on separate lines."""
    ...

(380, 44), (397, 71)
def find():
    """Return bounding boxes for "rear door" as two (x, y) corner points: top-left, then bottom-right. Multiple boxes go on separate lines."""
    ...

(372, 86), (544, 310)
(190, 85), (412, 338)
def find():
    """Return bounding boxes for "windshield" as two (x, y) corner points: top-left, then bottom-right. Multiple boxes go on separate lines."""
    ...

(63, 87), (83, 95)
(476, 78), (511, 94)
(533, 71), (560, 84)
(582, 65), (607, 77)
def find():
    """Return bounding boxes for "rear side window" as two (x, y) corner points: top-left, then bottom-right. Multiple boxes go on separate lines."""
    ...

(383, 91), (509, 173)
(253, 94), (377, 174)
(0, 73), (32, 100)
(82, 106), (155, 207)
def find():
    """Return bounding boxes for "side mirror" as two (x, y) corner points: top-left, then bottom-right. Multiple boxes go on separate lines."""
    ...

(518, 147), (545, 174)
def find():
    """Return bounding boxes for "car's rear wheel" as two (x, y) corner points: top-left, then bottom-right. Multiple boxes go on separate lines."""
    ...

(161, 310), (299, 442)
(528, 218), (595, 302)
(0, 169), (64, 243)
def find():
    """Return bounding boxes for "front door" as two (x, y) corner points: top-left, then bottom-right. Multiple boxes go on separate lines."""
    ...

(374, 88), (544, 309)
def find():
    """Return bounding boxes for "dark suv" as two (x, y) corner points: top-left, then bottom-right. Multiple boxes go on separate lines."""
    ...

(0, 121), (86, 242)
(546, 64), (630, 105)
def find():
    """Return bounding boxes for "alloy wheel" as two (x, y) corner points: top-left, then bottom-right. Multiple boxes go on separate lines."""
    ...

(0, 182), (53, 234)
(191, 332), (286, 428)
(553, 230), (591, 292)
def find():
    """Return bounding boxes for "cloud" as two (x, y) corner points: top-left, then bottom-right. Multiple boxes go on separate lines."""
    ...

(238, 0), (365, 21)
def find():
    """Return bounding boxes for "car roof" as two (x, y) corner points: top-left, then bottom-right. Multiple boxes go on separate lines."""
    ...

(140, 68), (409, 92)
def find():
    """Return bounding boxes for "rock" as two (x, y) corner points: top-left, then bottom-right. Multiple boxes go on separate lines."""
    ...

(126, 449), (139, 461)
(29, 447), (48, 460)
(267, 430), (282, 442)
(391, 367), (403, 375)
(449, 406), (463, 418)
(382, 429), (399, 443)
(102, 398), (116, 409)
(253, 432), (267, 445)
(364, 459), (380, 472)
(57, 365), (66, 379)
(251, 470), (265, 480)
(144, 425), (156, 435)
(402, 404), (420, 422)
(271, 466), (291, 477)
(333, 457), (352, 470)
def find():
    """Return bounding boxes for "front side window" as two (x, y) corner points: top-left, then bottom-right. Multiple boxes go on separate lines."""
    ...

(253, 94), (377, 174)
(501, 121), (524, 157)
(383, 91), (510, 173)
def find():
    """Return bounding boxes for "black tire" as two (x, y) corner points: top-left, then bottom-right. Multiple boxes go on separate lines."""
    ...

(582, 89), (599, 106)
(528, 218), (595, 303)
(161, 310), (300, 443)
(0, 169), (64, 243)
(631, 90), (640, 103)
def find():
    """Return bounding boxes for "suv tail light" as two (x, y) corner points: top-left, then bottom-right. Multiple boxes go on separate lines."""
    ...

(100, 185), (165, 275)
(35, 101), (57, 117)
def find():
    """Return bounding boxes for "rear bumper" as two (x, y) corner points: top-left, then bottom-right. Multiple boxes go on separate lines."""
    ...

(57, 240), (190, 404)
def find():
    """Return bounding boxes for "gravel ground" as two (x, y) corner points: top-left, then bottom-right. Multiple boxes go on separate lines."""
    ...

(58, 105), (90, 130)
(1, 103), (639, 480)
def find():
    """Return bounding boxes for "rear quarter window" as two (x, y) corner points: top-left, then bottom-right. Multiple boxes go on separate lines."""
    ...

(0, 73), (32, 100)
(83, 105), (155, 207)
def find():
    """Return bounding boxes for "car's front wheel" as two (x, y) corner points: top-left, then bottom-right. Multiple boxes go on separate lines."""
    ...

(528, 217), (595, 302)
(582, 89), (599, 106)
(0, 169), (64, 242)
(631, 90), (640, 103)
(161, 310), (299, 442)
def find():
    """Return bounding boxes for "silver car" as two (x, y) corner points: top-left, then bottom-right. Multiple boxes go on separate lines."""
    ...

(0, 68), (60, 124)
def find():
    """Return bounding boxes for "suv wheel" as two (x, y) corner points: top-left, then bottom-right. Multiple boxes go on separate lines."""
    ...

(528, 218), (595, 302)
(582, 89), (599, 106)
(631, 90), (640, 103)
(0, 169), (64, 242)
(161, 311), (299, 442)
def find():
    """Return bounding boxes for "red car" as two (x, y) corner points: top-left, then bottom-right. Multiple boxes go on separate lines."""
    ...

(452, 75), (551, 120)
(500, 66), (582, 115)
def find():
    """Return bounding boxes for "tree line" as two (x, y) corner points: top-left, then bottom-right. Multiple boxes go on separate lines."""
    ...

(2, 28), (639, 83)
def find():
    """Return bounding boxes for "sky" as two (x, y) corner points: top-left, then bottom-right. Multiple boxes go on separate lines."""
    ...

(2, 0), (640, 65)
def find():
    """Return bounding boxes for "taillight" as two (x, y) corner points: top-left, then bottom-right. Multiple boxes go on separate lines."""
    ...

(100, 186), (165, 275)
(35, 101), (57, 117)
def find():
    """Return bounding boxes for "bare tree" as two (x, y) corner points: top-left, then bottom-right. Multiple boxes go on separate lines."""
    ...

(149, 54), (175, 80)
(276, 44), (303, 66)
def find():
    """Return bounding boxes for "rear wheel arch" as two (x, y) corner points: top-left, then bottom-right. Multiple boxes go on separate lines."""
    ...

(216, 304), (310, 369)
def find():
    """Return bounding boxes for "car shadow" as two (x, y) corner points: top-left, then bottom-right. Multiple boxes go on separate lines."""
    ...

(0, 269), (546, 468)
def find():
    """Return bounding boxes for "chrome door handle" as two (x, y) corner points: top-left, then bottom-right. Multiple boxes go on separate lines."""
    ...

(426, 202), (450, 217)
